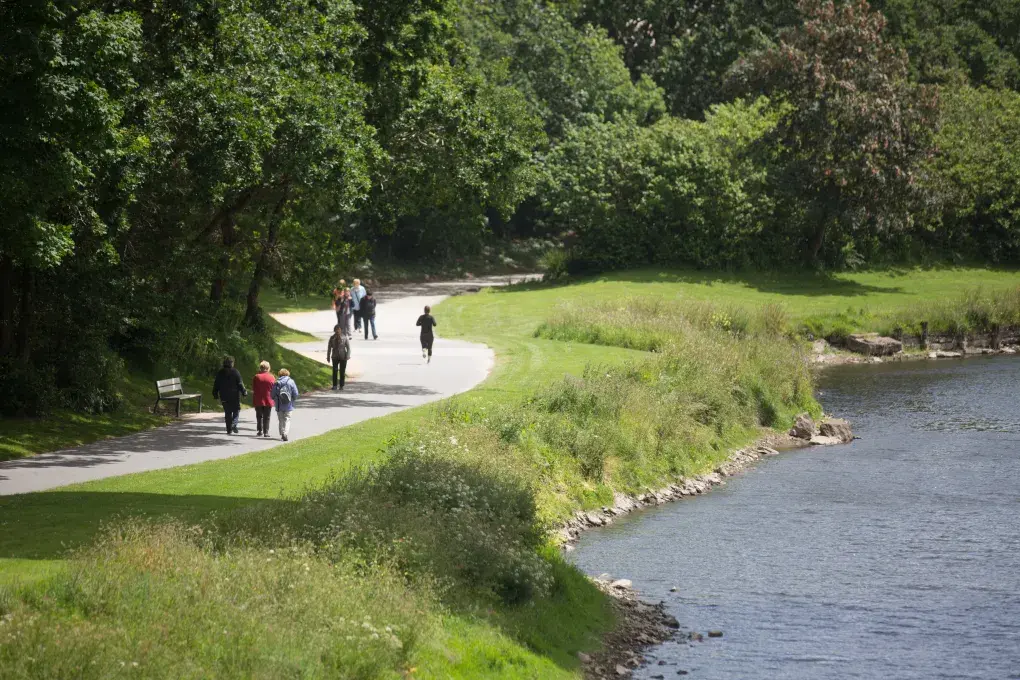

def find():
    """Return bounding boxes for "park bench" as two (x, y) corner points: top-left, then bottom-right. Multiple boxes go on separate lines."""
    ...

(154, 377), (203, 417)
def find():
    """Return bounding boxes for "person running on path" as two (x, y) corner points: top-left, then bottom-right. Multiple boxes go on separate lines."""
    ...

(271, 368), (299, 441)
(252, 360), (275, 437)
(351, 278), (366, 332)
(212, 356), (247, 435)
(416, 305), (437, 363)
(326, 324), (351, 391)
(361, 290), (378, 340)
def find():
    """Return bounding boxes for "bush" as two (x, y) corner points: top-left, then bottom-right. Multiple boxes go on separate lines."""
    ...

(219, 432), (553, 606)
(0, 359), (58, 417)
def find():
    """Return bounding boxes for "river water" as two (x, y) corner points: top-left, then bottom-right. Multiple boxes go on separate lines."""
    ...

(570, 357), (1020, 679)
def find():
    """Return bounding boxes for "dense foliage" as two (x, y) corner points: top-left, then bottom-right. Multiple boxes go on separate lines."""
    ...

(4, 0), (1020, 416)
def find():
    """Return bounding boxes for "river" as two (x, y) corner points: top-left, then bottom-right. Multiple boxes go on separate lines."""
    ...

(569, 357), (1020, 679)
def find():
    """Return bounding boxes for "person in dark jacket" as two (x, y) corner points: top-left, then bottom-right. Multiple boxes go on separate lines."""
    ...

(361, 290), (378, 340)
(212, 356), (247, 434)
(416, 305), (437, 363)
(326, 324), (351, 391)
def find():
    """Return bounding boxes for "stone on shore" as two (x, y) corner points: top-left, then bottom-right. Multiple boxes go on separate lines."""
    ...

(611, 579), (633, 590)
(818, 417), (853, 443)
(809, 435), (842, 446)
(790, 413), (815, 439)
(847, 333), (903, 356)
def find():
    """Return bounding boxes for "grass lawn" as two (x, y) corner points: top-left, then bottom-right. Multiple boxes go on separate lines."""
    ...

(2, 266), (1015, 677)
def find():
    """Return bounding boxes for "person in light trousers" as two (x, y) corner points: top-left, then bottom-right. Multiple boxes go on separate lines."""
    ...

(271, 368), (299, 441)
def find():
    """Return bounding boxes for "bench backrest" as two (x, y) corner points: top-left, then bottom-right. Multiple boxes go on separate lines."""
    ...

(157, 377), (184, 396)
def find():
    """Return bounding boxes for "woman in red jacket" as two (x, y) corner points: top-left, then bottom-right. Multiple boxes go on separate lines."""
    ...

(252, 360), (276, 438)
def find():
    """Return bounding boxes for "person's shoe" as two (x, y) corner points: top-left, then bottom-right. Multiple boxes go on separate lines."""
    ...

(282, 434), (288, 442)
(256, 430), (262, 437)
(332, 385), (338, 391)
(264, 432), (271, 438)
(422, 348), (427, 359)
(427, 355), (431, 364)
(233, 427), (239, 434)
(373, 336), (378, 340)
(339, 385), (344, 392)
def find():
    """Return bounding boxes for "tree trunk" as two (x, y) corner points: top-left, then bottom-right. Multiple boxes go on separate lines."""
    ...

(244, 190), (288, 328)
(0, 256), (15, 356)
(16, 267), (34, 361)
(807, 220), (827, 264)
(210, 214), (237, 303)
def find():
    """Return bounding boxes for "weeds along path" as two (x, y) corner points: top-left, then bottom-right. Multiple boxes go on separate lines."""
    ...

(0, 278), (532, 496)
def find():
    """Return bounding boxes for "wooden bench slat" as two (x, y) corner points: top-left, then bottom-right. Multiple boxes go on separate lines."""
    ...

(154, 377), (202, 417)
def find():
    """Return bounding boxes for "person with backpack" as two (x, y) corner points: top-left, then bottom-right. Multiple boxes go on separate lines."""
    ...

(326, 324), (351, 391)
(271, 368), (299, 441)
(416, 305), (437, 363)
(351, 278), (366, 333)
(212, 356), (247, 435)
(252, 360), (275, 437)
(361, 290), (378, 340)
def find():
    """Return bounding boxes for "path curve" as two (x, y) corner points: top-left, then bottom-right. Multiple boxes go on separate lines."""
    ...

(0, 276), (532, 496)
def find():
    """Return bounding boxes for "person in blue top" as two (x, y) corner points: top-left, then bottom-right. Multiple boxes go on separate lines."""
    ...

(351, 278), (366, 333)
(270, 368), (299, 441)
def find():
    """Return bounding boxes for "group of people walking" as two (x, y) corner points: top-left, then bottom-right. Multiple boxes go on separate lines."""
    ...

(211, 281), (440, 441)
(333, 278), (377, 340)
(212, 357), (299, 440)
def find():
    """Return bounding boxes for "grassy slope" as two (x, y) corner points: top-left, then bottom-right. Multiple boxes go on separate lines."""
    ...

(2, 267), (1015, 677)
(0, 321), (329, 462)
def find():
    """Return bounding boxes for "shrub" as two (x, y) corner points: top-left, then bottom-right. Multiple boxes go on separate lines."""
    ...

(0, 359), (58, 417)
(220, 432), (553, 606)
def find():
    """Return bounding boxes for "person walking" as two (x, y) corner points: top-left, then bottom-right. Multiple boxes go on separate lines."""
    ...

(361, 290), (378, 340)
(416, 305), (437, 363)
(252, 360), (275, 437)
(271, 368), (299, 441)
(332, 287), (343, 327)
(351, 278), (366, 333)
(340, 289), (353, 335)
(212, 356), (246, 434)
(326, 324), (351, 391)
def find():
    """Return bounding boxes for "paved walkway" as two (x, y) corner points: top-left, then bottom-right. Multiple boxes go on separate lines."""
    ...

(0, 276), (530, 496)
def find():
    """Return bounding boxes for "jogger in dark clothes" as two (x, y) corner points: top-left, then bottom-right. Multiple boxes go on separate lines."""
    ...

(416, 305), (437, 363)
(212, 356), (247, 434)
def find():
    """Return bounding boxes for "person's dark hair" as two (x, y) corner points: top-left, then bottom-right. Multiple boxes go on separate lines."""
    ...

(334, 324), (341, 332)
(222, 356), (234, 368)
(424, 305), (431, 313)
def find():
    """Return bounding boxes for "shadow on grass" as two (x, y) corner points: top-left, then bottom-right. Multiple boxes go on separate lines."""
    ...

(0, 491), (285, 561)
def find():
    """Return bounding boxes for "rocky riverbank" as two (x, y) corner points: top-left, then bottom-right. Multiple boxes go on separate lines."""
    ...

(566, 415), (853, 679)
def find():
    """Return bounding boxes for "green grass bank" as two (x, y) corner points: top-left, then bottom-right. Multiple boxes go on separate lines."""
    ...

(1, 267), (1017, 678)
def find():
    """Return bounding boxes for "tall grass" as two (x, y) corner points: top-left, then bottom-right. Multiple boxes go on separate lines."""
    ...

(535, 297), (792, 351)
(0, 522), (427, 679)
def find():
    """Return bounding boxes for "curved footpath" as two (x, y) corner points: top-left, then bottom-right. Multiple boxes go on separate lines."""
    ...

(0, 277), (530, 496)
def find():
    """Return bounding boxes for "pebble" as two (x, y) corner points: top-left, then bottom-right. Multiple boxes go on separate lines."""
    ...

(616, 664), (631, 677)
(708, 630), (723, 638)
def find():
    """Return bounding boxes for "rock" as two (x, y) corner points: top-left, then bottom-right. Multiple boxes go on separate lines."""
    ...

(708, 630), (724, 638)
(586, 512), (605, 526)
(663, 615), (681, 629)
(791, 413), (815, 439)
(928, 351), (938, 359)
(611, 579), (633, 590)
(651, 675), (665, 679)
(808, 435), (842, 446)
(847, 333), (903, 356)
(818, 417), (853, 443)
(935, 350), (963, 358)
(577, 652), (591, 663)
(677, 671), (689, 676)
(812, 339), (828, 354)
(669, 586), (678, 593)
(616, 664), (632, 677)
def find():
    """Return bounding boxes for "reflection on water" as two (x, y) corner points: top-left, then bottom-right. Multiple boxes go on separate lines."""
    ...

(569, 357), (1020, 679)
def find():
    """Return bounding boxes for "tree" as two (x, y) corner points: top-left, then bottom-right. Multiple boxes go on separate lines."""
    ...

(0, 1), (142, 359)
(729, 0), (939, 264)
